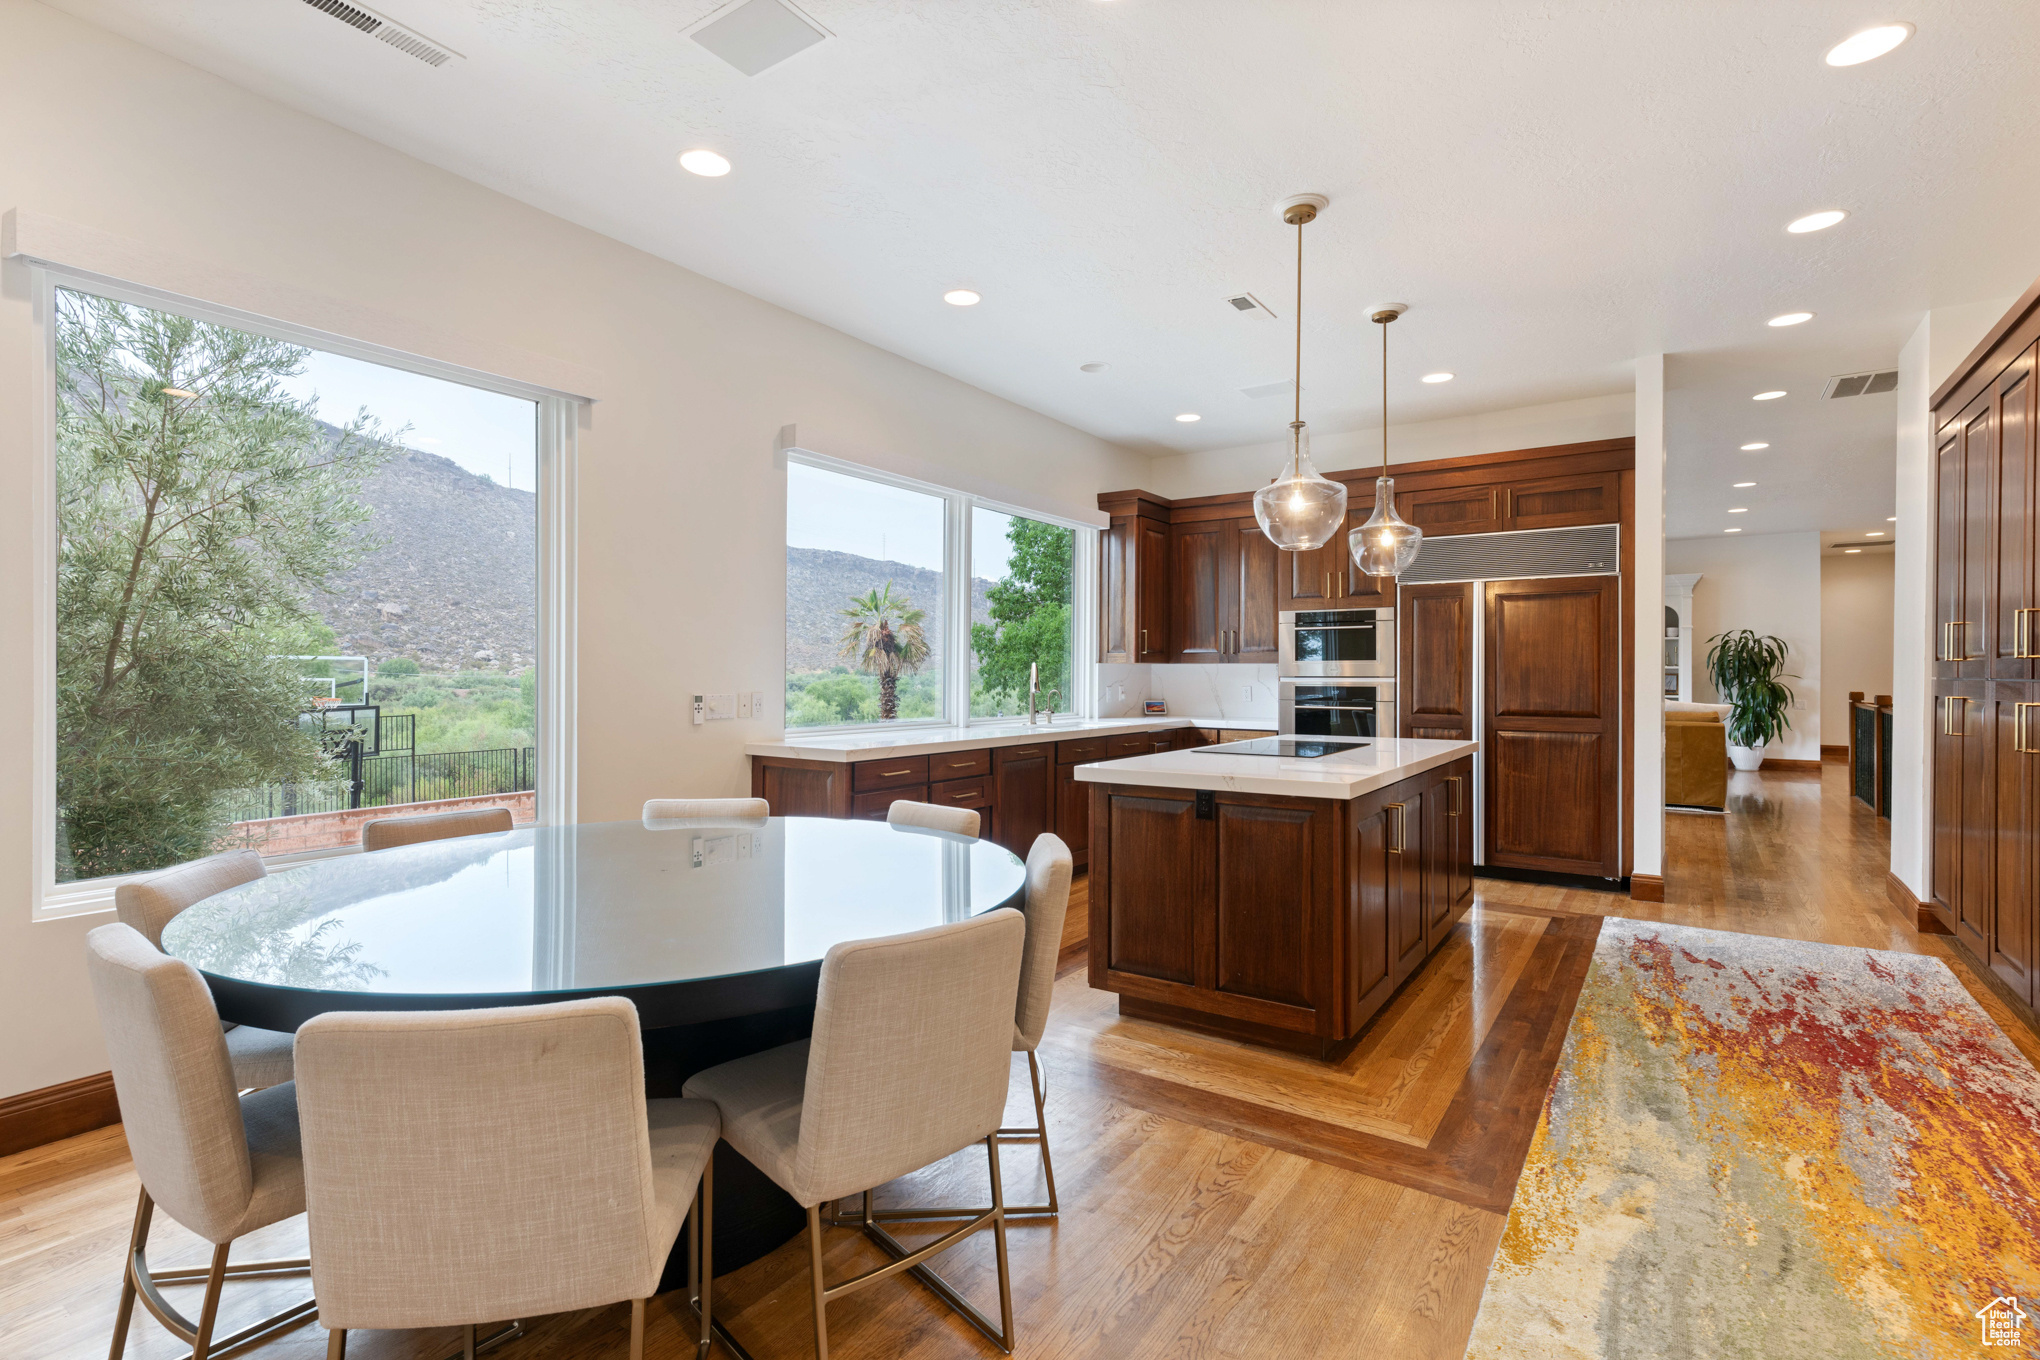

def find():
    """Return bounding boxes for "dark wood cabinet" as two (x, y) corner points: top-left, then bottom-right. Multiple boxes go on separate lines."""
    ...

(1089, 755), (1474, 1055)
(1276, 500), (1390, 611)
(1500, 470), (1621, 530)
(1098, 498), (1171, 664)
(1398, 581), (1474, 740)
(1931, 283), (2040, 1029)
(1054, 762), (1089, 866)
(1483, 575), (1622, 878)
(1233, 520), (1281, 662)
(992, 742), (1054, 858)
(1168, 516), (1278, 663)
(1398, 483), (1502, 537)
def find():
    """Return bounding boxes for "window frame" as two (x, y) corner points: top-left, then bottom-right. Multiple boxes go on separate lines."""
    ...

(29, 265), (580, 921)
(783, 448), (1096, 735)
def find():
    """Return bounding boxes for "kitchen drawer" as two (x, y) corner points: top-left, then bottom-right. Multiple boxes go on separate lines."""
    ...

(926, 748), (992, 780)
(929, 775), (993, 810)
(994, 742), (1051, 768)
(1057, 737), (1109, 765)
(851, 755), (929, 792)
(851, 787), (925, 820)
(1219, 728), (1272, 744)
(1107, 734), (1151, 758)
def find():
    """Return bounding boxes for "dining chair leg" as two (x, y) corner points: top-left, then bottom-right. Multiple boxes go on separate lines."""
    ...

(806, 1204), (831, 1360)
(1023, 1049), (1058, 1215)
(107, 1189), (149, 1360)
(697, 1149), (714, 1360)
(983, 1134), (1016, 1353)
(629, 1298), (646, 1360)
(463, 1322), (478, 1360)
(326, 1328), (347, 1359)
(188, 1243), (232, 1360)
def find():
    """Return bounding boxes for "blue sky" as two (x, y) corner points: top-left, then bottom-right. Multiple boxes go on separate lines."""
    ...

(281, 347), (537, 492)
(787, 461), (1022, 580)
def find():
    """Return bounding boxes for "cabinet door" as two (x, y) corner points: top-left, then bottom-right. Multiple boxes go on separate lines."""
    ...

(1399, 482), (1502, 537)
(1436, 763), (1472, 917)
(1421, 778), (1455, 946)
(1502, 471), (1620, 530)
(1387, 789), (1427, 986)
(1170, 522), (1229, 662)
(992, 744), (1054, 858)
(1095, 787), (1205, 987)
(1348, 794), (1395, 1023)
(1483, 575), (1623, 878)
(1136, 518), (1171, 662)
(1932, 692), (1964, 925)
(1962, 398), (1997, 681)
(1099, 517), (1132, 663)
(1212, 796), (1327, 1010)
(1233, 518), (1282, 662)
(1399, 582), (1474, 740)
(1935, 430), (1966, 681)
(1280, 535), (1342, 611)
(1957, 691), (1994, 957)
(1991, 688), (2037, 1005)
(1994, 349), (2037, 679)
(1054, 761), (1090, 865)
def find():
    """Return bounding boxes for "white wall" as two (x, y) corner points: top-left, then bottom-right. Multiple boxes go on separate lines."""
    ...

(1664, 531), (1822, 761)
(1144, 392), (1634, 500)
(1632, 356), (1665, 882)
(0, 0), (1148, 1099)
(1820, 552), (1895, 747)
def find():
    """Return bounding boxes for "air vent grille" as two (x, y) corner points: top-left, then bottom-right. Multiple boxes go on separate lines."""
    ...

(1225, 292), (1277, 320)
(1397, 524), (1621, 584)
(1239, 379), (1294, 400)
(1822, 370), (1899, 399)
(299, 0), (461, 66)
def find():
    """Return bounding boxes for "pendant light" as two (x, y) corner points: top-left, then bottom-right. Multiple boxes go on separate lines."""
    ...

(1253, 195), (1347, 550)
(1350, 304), (1423, 579)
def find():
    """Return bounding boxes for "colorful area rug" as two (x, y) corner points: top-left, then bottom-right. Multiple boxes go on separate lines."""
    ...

(1463, 919), (2040, 1359)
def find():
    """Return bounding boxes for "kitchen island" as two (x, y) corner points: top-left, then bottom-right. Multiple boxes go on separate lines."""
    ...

(1076, 738), (1477, 1056)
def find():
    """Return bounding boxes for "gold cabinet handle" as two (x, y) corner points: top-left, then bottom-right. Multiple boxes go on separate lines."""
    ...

(1140, 628), (1149, 654)
(1942, 696), (1968, 737)
(2017, 702), (2040, 754)
(1446, 775), (1462, 817)
(1386, 801), (1406, 854)
(1324, 571), (1331, 598)
(878, 767), (915, 777)
(2018, 608), (2040, 659)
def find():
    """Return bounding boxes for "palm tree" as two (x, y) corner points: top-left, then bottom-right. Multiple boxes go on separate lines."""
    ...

(839, 583), (930, 721)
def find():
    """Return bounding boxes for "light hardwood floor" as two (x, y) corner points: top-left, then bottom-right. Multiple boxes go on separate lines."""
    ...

(4, 765), (2032, 1360)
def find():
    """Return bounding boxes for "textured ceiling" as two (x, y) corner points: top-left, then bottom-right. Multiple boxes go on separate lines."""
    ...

(44, 0), (2040, 536)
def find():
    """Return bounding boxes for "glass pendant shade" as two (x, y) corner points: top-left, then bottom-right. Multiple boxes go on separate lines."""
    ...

(1350, 475), (1424, 579)
(1253, 422), (1348, 550)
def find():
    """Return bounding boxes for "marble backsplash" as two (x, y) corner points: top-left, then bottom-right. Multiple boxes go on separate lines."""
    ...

(1094, 663), (1279, 722)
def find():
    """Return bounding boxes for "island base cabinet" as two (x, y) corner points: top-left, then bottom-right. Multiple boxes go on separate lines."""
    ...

(1088, 755), (1475, 1057)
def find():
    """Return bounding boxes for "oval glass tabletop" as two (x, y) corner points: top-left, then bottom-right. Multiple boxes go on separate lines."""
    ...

(162, 817), (1027, 1029)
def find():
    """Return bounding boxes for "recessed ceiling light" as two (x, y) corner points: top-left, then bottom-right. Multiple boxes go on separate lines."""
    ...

(1754, 391), (1787, 401)
(1844, 547), (1863, 553)
(1421, 372), (1454, 384)
(1788, 210), (1847, 234)
(678, 149), (731, 177)
(943, 289), (981, 306)
(1175, 413), (1201, 423)
(1079, 362), (1109, 373)
(1725, 527), (1742, 534)
(1733, 481), (1756, 488)
(1741, 442), (1770, 451)
(1825, 23), (1913, 67)
(1866, 531), (1885, 537)
(160, 387), (198, 399)
(1728, 507), (1749, 514)
(1887, 516), (1897, 522)
(1768, 312), (1814, 327)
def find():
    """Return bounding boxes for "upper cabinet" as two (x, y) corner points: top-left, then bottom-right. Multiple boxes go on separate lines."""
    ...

(1099, 495), (1171, 665)
(1168, 516), (1280, 664)
(1277, 498), (1390, 612)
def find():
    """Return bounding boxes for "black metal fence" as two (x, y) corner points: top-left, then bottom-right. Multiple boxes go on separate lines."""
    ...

(220, 745), (537, 822)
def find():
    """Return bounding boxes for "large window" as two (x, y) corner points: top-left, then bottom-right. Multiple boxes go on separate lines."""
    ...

(50, 285), (542, 883)
(785, 457), (1084, 730)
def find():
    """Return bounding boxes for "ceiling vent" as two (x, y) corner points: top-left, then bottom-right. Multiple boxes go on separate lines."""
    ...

(1225, 292), (1278, 321)
(1239, 379), (1295, 400)
(1822, 370), (1899, 399)
(691, 0), (829, 76)
(299, 0), (461, 66)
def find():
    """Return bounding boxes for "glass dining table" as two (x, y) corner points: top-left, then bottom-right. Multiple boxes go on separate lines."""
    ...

(162, 815), (1029, 1278)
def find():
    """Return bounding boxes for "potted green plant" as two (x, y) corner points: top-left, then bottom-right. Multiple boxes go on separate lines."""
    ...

(1703, 629), (1795, 771)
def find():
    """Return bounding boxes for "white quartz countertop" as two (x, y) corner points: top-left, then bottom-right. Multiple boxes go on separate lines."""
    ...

(745, 715), (1270, 763)
(1072, 737), (1477, 800)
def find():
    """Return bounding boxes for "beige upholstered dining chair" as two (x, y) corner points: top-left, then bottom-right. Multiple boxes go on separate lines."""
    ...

(359, 805), (514, 852)
(865, 833), (1074, 1226)
(85, 924), (316, 1360)
(885, 799), (980, 839)
(683, 909), (1026, 1359)
(643, 797), (769, 821)
(295, 997), (719, 1360)
(115, 851), (295, 1091)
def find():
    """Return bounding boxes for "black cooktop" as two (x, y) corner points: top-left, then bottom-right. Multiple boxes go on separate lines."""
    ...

(1198, 737), (1370, 759)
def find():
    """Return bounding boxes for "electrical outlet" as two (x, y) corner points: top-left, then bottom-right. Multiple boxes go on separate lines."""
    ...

(1242, 685), (1253, 702)
(752, 690), (765, 718)
(738, 692), (753, 719)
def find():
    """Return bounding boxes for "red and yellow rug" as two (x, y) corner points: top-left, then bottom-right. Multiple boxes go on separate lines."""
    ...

(1465, 919), (2040, 1359)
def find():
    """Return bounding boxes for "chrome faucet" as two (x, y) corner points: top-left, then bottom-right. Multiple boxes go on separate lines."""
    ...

(1028, 664), (1060, 726)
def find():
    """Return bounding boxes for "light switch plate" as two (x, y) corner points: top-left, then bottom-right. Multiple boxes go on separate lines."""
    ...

(706, 693), (736, 721)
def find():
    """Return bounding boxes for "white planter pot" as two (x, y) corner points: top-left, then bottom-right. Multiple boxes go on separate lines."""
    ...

(1727, 744), (1766, 772)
